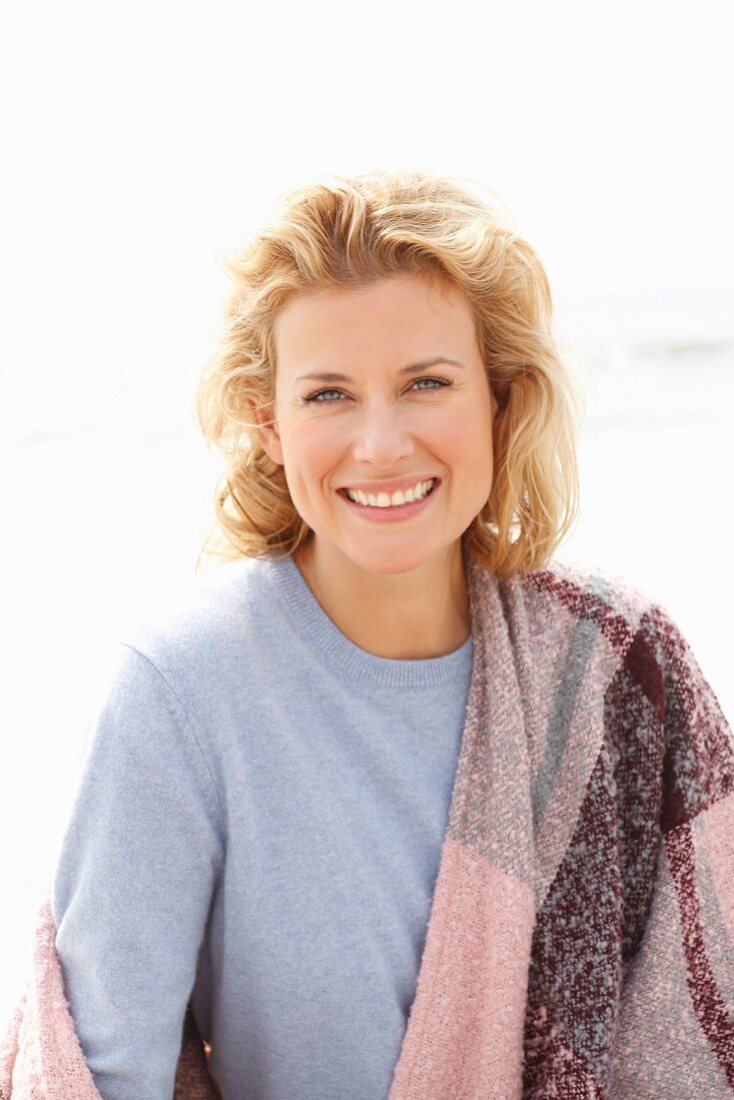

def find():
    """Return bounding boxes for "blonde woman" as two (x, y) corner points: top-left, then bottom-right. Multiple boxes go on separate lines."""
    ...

(32, 171), (734, 1098)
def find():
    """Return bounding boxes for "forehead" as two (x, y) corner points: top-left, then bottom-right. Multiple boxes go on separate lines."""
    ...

(273, 274), (477, 369)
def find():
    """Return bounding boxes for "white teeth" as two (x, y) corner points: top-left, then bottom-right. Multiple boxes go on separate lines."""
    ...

(346, 479), (435, 507)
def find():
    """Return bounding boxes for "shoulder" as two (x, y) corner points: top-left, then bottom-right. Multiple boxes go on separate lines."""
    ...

(115, 555), (275, 692)
(468, 553), (659, 650)
(519, 560), (711, 684)
(517, 557), (656, 638)
(468, 552), (680, 699)
(510, 559), (730, 736)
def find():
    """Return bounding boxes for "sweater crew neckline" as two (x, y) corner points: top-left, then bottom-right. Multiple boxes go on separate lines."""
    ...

(258, 553), (473, 689)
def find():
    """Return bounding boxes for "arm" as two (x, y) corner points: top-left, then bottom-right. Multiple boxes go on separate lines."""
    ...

(51, 644), (225, 1100)
(609, 603), (734, 1097)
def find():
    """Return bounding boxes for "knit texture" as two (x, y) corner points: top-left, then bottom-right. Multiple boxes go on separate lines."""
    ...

(2, 551), (733, 1098)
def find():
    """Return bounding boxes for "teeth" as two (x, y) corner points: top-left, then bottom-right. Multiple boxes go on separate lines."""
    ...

(346, 479), (435, 507)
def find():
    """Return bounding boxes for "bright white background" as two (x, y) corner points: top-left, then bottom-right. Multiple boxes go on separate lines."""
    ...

(1, 0), (732, 1028)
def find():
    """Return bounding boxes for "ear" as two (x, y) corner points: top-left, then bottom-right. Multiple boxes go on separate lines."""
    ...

(249, 400), (284, 466)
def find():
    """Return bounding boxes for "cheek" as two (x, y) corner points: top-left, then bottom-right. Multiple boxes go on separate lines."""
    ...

(281, 423), (342, 487)
(441, 405), (494, 469)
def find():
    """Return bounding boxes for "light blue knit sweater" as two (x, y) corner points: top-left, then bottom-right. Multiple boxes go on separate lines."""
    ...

(51, 554), (473, 1100)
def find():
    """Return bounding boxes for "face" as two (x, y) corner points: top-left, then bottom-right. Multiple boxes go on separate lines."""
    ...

(256, 273), (498, 579)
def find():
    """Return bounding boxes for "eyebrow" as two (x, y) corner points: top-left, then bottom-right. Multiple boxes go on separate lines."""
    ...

(293, 357), (464, 385)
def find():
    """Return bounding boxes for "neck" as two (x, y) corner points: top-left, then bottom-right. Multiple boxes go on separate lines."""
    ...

(293, 537), (470, 660)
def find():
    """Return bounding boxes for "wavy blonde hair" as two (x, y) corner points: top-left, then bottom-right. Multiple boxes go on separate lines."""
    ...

(195, 168), (581, 577)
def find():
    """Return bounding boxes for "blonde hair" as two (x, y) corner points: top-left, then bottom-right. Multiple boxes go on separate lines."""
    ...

(195, 168), (581, 578)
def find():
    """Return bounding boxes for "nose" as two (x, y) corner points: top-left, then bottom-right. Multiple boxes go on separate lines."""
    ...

(350, 400), (415, 468)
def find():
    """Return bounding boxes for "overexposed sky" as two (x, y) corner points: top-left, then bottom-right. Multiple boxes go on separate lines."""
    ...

(2, 0), (733, 435)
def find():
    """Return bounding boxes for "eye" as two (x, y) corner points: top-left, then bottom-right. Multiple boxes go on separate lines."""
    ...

(303, 376), (453, 403)
(304, 388), (344, 404)
(412, 376), (452, 392)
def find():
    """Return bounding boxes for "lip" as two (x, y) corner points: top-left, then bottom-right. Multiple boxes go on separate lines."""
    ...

(337, 478), (440, 521)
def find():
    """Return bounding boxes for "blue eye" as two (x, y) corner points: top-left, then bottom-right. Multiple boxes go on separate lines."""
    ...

(304, 376), (452, 403)
(413, 377), (451, 391)
(305, 388), (344, 403)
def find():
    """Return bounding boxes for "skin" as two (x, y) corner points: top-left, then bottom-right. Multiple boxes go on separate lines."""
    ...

(254, 273), (499, 660)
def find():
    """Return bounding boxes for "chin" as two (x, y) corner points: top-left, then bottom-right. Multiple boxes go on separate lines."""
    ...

(342, 541), (453, 578)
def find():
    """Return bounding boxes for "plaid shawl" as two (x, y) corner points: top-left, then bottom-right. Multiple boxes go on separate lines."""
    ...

(2, 554), (733, 1098)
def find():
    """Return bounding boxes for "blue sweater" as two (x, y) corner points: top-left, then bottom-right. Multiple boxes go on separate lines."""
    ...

(51, 554), (473, 1100)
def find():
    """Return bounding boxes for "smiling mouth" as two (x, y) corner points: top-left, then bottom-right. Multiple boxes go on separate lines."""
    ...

(336, 478), (440, 512)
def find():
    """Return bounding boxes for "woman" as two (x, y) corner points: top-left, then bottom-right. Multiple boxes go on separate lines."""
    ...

(8, 169), (733, 1099)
